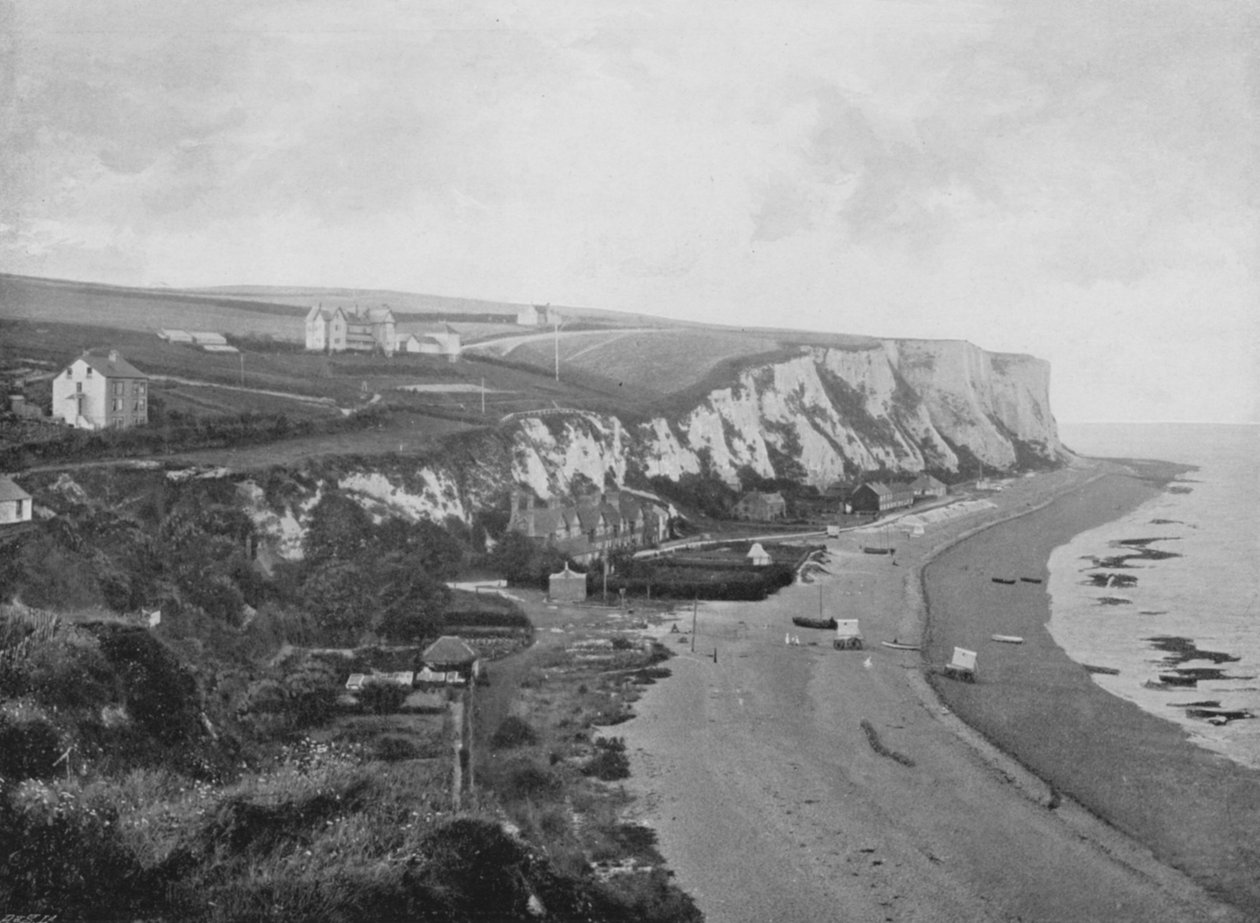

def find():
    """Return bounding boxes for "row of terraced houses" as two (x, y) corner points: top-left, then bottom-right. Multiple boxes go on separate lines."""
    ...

(507, 488), (675, 564)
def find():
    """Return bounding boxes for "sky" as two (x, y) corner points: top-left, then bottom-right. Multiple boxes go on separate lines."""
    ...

(1, 0), (1256, 423)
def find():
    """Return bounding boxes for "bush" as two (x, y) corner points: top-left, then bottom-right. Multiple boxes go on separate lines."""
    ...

(358, 680), (410, 716)
(582, 737), (631, 781)
(490, 716), (538, 750)
(374, 736), (421, 762)
(491, 758), (564, 804)
(0, 714), (62, 781)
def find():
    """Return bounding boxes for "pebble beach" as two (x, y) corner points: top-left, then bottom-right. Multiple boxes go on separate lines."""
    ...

(619, 458), (1257, 922)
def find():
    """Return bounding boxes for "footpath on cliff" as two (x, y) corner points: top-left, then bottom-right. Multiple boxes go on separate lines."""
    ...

(616, 461), (1246, 923)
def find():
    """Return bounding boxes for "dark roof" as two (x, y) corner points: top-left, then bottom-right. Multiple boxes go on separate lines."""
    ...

(423, 636), (478, 666)
(77, 352), (146, 379)
(911, 473), (945, 488)
(0, 476), (31, 503)
(575, 502), (604, 532)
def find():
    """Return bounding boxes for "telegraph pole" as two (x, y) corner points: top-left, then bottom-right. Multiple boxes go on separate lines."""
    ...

(691, 597), (697, 652)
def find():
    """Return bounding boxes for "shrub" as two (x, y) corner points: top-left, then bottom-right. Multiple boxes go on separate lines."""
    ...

(491, 757), (564, 804)
(582, 737), (630, 781)
(0, 713), (62, 780)
(374, 736), (421, 762)
(490, 715), (538, 750)
(358, 680), (409, 716)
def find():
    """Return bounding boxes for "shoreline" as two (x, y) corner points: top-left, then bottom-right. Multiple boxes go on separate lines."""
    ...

(619, 460), (1249, 922)
(922, 458), (1260, 913)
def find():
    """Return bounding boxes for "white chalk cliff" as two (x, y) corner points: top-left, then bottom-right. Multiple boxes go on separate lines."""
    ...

(241, 338), (1058, 557)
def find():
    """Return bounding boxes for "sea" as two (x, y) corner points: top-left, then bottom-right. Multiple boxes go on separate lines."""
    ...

(1049, 422), (1260, 768)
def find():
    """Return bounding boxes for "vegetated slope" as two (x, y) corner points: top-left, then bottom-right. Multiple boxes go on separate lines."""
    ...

(0, 273), (307, 341)
(192, 283), (684, 328)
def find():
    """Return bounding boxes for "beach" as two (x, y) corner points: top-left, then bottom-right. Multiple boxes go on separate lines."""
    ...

(619, 459), (1254, 922)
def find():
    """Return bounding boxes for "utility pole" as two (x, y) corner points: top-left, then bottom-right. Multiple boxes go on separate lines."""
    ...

(480, 377), (486, 414)
(553, 319), (560, 382)
(691, 597), (698, 652)
(239, 353), (245, 387)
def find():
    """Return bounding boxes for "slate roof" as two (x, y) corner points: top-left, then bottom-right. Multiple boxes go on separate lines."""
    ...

(0, 476), (31, 503)
(78, 352), (146, 379)
(422, 635), (479, 666)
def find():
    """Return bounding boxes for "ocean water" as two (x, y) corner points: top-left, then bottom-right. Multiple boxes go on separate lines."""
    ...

(1049, 423), (1260, 767)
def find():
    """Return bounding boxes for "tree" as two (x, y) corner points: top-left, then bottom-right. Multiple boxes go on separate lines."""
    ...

(282, 660), (339, 727)
(300, 560), (377, 643)
(303, 492), (374, 565)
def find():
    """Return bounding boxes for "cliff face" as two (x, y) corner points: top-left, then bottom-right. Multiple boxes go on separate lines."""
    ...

(239, 339), (1059, 559)
(633, 340), (1057, 488)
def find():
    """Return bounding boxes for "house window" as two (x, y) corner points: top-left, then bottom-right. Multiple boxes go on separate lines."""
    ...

(113, 381), (123, 395)
(15, 499), (24, 517)
(65, 369), (72, 379)
(75, 382), (82, 393)
(86, 367), (92, 377)
(113, 398), (122, 411)
(137, 383), (146, 396)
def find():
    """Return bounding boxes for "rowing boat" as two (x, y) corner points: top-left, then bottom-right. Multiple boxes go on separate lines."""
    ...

(791, 616), (836, 630)
(990, 634), (1024, 644)
(880, 640), (921, 651)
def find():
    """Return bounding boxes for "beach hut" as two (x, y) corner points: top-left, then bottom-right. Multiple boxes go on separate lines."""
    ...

(944, 647), (977, 683)
(548, 562), (588, 602)
(746, 542), (771, 567)
(833, 619), (863, 650)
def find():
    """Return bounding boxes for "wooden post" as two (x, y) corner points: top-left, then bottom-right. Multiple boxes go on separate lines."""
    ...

(449, 692), (464, 811)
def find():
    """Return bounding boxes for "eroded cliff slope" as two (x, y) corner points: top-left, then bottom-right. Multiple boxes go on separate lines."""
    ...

(238, 338), (1058, 557)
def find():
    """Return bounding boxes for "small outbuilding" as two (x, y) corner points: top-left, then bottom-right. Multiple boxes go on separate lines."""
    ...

(0, 475), (32, 525)
(746, 542), (772, 567)
(422, 635), (481, 683)
(910, 473), (947, 499)
(732, 490), (787, 521)
(548, 562), (588, 602)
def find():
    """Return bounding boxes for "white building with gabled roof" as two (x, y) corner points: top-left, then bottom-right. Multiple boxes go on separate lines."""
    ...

(51, 350), (149, 430)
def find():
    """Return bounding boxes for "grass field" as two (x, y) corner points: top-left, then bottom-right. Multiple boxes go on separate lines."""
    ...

(497, 327), (804, 406)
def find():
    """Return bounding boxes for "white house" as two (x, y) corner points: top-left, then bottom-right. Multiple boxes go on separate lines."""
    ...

(51, 351), (149, 430)
(0, 476), (32, 525)
(305, 304), (396, 355)
(516, 305), (561, 327)
(401, 323), (462, 360)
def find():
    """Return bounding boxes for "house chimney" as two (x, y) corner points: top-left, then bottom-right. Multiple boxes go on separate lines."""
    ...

(108, 349), (119, 363)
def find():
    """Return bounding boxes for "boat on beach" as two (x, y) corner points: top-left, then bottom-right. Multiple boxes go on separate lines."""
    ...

(880, 640), (921, 651)
(990, 634), (1024, 644)
(991, 577), (1017, 585)
(1083, 664), (1121, 676)
(791, 615), (836, 630)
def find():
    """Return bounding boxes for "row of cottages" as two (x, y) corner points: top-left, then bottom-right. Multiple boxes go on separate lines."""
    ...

(0, 475), (32, 525)
(732, 490), (787, 521)
(508, 489), (670, 564)
(51, 350), (149, 430)
(305, 304), (397, 355)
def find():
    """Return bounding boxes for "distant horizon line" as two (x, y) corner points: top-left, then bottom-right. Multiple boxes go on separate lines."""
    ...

(1060, 420), (1258, 427)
